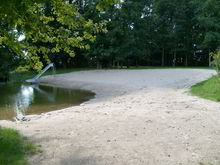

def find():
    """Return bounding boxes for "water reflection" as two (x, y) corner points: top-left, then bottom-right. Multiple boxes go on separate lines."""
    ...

(14, 85), (34, 117)
(0, 84), (95, 120)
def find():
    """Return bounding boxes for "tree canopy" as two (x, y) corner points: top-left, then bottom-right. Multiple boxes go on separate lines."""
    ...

(0, 0), (220, 80)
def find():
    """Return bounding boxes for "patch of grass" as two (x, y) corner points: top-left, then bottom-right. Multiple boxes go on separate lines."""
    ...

(9, 71), (37, 83)
(48, 67), (95, 75)
(0, 127), (40, 165)
(128, 66), (214, 70)
(8, 66), (214, 83)
(191, 76), (220, 102)
(9, 67), (95, 83)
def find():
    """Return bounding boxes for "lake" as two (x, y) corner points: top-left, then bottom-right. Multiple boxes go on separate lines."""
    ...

(0, 83), (95, 120)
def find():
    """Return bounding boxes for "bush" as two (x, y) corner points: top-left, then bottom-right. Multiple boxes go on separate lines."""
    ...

(213, 51), (220, 75)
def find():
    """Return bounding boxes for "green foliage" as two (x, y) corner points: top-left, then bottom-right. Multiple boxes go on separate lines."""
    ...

(0, 127), (39, 165)
(0, 0), (107, 73)
(191, 76), (220, 101)
(1, 0), (220, 72)
(24, 0), (105, 71)
(0, 0), (28, 56)
(87, 0), (220, 68)
(15, 65), (32, 72)
(96, 0), (121, 11)
(0, 46), (22, 81)
(213, 51), (220, 74)
(9, 71), (37, 83)
(89, 0), (156, 68)
(193, 0), (220, 49)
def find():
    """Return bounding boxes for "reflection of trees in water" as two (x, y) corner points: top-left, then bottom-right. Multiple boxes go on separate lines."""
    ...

(14, 85), (57, 117)
(0, 84), (94, 120)
(14, 85), (34, 117)
(33, 86), (56, 102)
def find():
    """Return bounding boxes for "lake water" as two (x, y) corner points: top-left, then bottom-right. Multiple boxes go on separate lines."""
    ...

(0, 84), (95, 120)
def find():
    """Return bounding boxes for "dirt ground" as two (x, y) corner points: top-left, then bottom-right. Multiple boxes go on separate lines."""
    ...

(1, 69), (220, 165)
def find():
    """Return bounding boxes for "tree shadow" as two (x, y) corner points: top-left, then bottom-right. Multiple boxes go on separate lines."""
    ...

(28, 135), (101, 165)
(60, 155), (99, 165)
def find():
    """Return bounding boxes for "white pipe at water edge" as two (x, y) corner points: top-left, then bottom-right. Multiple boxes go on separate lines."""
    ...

(26, 63), (55, 83)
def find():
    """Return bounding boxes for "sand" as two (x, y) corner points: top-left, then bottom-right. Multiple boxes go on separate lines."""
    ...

(0, 69), (220, 165)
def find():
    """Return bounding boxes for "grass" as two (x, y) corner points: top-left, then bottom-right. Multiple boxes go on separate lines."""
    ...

(9, 67), (95, 83)
(8, 66), (214, 83)
(0, 127), (40, 165)
(191, 75), (220, 102)
(128, 66), (214, 70)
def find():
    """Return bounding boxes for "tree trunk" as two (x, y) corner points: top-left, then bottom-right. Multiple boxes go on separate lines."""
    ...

(112, 60), (115, 68)
(97, 60), (102, 69)
(120, 63), (123, 69)
(173, 48), (176, 67)
(117, 61), (120, 68)
(208, 49), (211, 66)
(161, 48), (165, 66)
(126, 59), (130, 68)
(109, 61), (112, 68)
(185, 54), (188, 66)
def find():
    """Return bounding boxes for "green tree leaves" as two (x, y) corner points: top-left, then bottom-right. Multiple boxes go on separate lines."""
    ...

(0, 0), (219, 77)
(193, 0), (220, 49)
(0, 0), (107, 72)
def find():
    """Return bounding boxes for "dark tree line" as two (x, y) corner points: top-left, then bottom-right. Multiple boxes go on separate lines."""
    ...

(77, 0), (220, 68)
(0, 0), (220, 81)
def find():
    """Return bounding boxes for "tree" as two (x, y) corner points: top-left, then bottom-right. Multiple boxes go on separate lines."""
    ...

(0, 0), (109, 76)
(153, 0), (176, 66)
(193, 0), (220, 65)
(0, 46), (22, 81)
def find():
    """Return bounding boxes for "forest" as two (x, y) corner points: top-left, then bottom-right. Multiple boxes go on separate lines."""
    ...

(0, 0), (220, 81)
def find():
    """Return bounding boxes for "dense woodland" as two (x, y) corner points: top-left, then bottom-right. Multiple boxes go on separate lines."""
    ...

(0, 0), (220, 80)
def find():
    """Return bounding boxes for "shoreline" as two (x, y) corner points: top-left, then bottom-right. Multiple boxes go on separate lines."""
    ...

(0, 69), (220, 165)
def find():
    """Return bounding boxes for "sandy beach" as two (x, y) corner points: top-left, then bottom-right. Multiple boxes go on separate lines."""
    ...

(1, 69), (220, 165)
